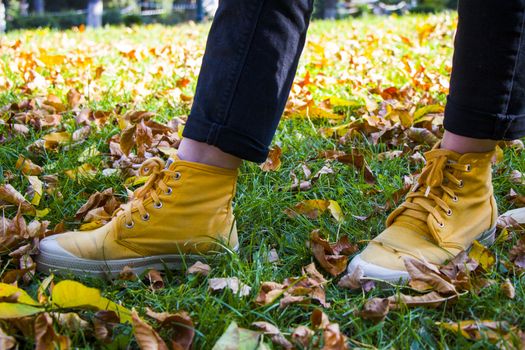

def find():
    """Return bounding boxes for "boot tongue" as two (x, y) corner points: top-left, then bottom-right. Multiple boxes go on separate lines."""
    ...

(390, 148), (460, 236)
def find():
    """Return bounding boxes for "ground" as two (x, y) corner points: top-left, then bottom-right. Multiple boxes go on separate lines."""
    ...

(0, 12), (524, 349)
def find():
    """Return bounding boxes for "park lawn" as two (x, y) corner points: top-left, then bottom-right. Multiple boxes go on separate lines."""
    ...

(0, 12), (524, 349)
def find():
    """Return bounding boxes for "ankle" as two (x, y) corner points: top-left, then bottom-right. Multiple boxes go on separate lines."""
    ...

(178, 138), (242, 170)
(441, 131), (497, 154)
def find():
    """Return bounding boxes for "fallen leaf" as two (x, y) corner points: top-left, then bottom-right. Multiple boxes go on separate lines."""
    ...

(0, 326), (16, 349)
(388, 291), (458, 309)
(0, 184), (35, 214)
(93, 310), (120, 344)
(147, 269), (164, 290)
(34, 313), (71, 350)
(310, 230), (358, 276)
(187, 261), (211, 276)
(291, 326), (314, 348)
(468, 241), (495, 271)
(501, 279), (515, 299)
(212, 321), (263, 350)
(260, 146), (282, 172)
(132, 309), (169, 350)
(285, 199), (344, 222)
(358, 298), (390, 323)
(209, 278), (251, 297)
(252, 322), (292, 349)
(145, 308), (194, 350)
(51, 280), (131, 323)
(15, 155), (43, 175)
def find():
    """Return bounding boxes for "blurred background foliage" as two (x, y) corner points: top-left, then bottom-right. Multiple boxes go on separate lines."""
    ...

(0, 0), (458, 31)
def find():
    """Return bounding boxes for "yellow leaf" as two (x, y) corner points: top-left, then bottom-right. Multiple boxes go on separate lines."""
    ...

(327, 200), (344, 222)
(43, 132), (70, 149)
(35, 208), (50, 218)
(0, 283), (40, 305)
(468, 241), (495, 271)
(27, 175), (43, 206)
(0, 283), (43, 319)
(0, 303), (43, 319)
(158, 147), (178, 158)
(319, 122), (354, 138)
(65, 163), (97, 179)
(413, 104), (444, 123)
(51, 280), (131, 323)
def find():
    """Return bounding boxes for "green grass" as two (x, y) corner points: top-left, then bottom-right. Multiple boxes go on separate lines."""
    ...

(0, 13), (524, 349)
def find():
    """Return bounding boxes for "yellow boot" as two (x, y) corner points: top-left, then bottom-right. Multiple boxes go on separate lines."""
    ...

(36, 157), (239, 277)
(348, 146), (497, 281)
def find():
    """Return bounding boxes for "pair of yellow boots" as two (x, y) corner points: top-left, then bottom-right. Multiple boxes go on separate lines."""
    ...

(36, 146), (497, 281)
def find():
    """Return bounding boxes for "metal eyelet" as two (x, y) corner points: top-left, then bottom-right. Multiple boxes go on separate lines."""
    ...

(165, 187), (173, 195)
(458, 180), (464, 188)
(154, 201), (163, 209)
(173, 172), (181, 180)
(142, 213), (150, 221)
(452, 196), (458, 202)
(465, 164), (471, 172)
(446, 209), (452, 216)
(125, 221), (135, 229)
(438, 222), (445, 228)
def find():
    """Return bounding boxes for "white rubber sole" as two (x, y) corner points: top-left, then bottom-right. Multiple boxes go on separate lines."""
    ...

(36, 244), (239, 279)
(347, 226), (497, 283)
(37, 220), (239, 279)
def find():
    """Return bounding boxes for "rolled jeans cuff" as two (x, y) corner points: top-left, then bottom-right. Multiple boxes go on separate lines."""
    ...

(182, 117), (269, 163)
(444, 96), (525, 140)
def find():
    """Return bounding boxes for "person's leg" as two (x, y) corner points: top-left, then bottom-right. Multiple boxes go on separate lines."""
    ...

(349, 0), (525, 281)
(36, 0), (314, 277)
(179, 0), (314, 167)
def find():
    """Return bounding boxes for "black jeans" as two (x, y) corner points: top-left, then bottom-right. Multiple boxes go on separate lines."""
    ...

(183, 0), (525, 163)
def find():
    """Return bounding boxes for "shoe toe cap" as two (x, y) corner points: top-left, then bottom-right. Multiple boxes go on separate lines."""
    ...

(39, 235), (77, 258)
(348, 254), (409, 282)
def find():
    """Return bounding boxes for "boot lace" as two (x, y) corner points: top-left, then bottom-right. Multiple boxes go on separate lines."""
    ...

(390, 149), (471, 245)
(118, 158), (180, 228)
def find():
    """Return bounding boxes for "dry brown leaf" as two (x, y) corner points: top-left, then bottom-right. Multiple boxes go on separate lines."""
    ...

(358, 298), (390, 323)
(119, 266), (137, 281)
(323, 323), (348, 350)
(15, 155), (43, 175)
(255, 282), (285, 306)
(291, 325), (314, 348)
(208, 277), (251, 297)
(252, 321), (293, 349)
(145, 308), (194, 350)
(66, 88), (81, 109)
(75, 188), (121, 221)
(501, 279), (515, 299)
(132, 309), (169, 350)
(388, 291), (457, 309)
(437, 320), (522, 347)
(510, 237), (525, 270)
(186, 261), (211, 276)
(285, 199), (344, 222)
(34, 313), (71, 350)
(403, 257), (457, 295)
(337, 266), (363, 290)
(260, 145), (282, 172)
(93, 310), (120, 344)
(406, 127), (439, 146)
(310, 230), (358, 277)
(0, 326), (16, 350)
(0, 184), (35, 214)
(147, 269), (164, 290)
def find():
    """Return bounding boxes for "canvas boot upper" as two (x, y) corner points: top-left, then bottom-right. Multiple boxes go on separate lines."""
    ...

(46, 157), (239, 261)
(353, 146), (497, 274)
